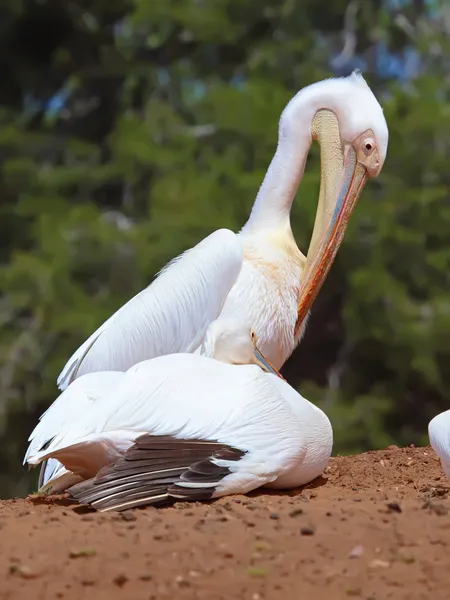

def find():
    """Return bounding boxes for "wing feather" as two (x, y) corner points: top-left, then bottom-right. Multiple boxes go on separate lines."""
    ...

(68, 434), (245, 511)
(25, 372), (123, 462)
(57, 229), (243, 390)
(25, 372), (125, 489)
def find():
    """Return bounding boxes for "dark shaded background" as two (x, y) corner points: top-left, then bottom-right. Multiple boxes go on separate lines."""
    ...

(1, 0), (449, 497)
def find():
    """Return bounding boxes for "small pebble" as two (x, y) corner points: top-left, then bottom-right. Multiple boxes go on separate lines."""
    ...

(113, 574), (128, 587)
(349, 544), (364, 559)
(9, 565), (40, 579)
(175, 575), (190, 587)
(387, 502), (402, 513)
(121, 512), (137, 522)
(369, 559), (390, 569)
(69, 548), (96, 558)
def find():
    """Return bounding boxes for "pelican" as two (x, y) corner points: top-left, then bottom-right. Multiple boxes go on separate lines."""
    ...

(428, 412), (450, 478)
(57, 71), (388, 392)
(25, 317), (333, 509)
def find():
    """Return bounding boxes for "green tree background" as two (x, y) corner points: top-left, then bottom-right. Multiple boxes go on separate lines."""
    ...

(0, 0), (449, 497)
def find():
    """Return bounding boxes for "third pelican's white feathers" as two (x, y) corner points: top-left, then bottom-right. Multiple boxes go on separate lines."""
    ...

(25, 318), (333, 510)
(428, 411), (450, 479)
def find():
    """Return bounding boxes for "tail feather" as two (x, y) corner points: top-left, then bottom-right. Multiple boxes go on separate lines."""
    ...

(37, 459), (82, 493)
(38, 458), (60, 489)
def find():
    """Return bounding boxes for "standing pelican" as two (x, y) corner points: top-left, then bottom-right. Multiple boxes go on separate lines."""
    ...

(428, 412), (450, 478)
(26, 318), (333, 508)
(57, 71), (388, 392)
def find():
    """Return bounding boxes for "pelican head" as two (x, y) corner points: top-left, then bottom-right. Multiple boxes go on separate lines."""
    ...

(201, 317), (283, 377)
(283, 71), (389, 332)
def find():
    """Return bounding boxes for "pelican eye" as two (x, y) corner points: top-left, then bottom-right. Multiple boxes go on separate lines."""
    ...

(362, 139), (375, 156)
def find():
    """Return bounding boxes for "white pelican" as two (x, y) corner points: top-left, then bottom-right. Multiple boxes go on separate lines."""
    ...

(25, 318), (333, 508)
(428, 412), (450, 478)
(57, 71), (388, 393)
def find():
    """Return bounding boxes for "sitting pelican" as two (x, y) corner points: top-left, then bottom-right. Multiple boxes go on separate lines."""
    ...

(57, 71), (388, 392)
(25, 318), (333, 509)
(428, 412), (450, 478)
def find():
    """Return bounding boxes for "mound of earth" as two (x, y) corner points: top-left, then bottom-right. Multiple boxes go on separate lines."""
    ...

(0, 445), (449, 600)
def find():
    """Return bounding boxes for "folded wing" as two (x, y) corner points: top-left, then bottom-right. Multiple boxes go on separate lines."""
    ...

(68, 434), (245, 511)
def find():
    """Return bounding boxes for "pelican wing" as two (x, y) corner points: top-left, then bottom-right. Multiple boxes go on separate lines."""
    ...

(68, 435), (245, 511)
(57, 229), (243, 390)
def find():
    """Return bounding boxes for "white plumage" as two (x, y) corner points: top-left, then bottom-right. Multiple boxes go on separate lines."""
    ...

(26, 371), (125, 491)
(428, 411), (450, 478)
(26, 318), (332, 509)
(57, 229), (243, 388)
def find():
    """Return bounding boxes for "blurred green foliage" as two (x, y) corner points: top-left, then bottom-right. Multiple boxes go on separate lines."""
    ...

(0, 0), (449, 497)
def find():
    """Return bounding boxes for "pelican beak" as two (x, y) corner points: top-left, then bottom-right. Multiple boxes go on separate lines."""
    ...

(253, 346), (286, 380)
(294, 110), (384, 335)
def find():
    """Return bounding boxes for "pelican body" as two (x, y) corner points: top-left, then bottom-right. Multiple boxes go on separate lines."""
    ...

(25, 319), (333, 510)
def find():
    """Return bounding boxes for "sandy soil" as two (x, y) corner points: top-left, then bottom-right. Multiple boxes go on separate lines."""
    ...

(1, 445), (449, 600)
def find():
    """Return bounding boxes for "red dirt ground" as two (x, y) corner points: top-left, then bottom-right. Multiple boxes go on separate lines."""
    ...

(1, 445), (449, 600)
